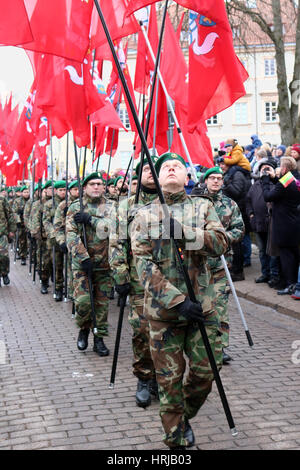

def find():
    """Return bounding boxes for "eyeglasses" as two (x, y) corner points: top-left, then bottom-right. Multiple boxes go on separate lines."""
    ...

(208, 176), (223, 182)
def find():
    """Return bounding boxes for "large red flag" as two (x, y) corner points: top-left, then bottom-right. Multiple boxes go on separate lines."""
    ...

(20, 0), (93, 62)
(0, 0), (33, 46)
(188, 11), (248, 131)
(125, 0), (231, 29)
(90, 0), (139, 50)
(31, 116), (49, 182)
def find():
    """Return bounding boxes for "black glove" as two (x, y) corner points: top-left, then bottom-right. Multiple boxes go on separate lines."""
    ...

(17, 223), (21, 229)
(59, 242), (68, 254)
(74, 211), (92, 225)
(63, 206), (68, 217)
(177, 297), (205, 322)
(115, 283), (131, 298)
(18, 209), (23, 216)
(81, 258), (93, 274)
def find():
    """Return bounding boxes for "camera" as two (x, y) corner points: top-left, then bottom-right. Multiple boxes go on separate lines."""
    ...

(262, 168), (269, 175)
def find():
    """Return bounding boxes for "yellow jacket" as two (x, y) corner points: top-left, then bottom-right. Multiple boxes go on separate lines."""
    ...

(224, 145), (251, 171)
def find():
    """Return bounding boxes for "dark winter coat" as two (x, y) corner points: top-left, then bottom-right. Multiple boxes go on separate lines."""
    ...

(222, 165), (252, 232)
(261, 170), (300, 247)
(246, 180), (270, 233)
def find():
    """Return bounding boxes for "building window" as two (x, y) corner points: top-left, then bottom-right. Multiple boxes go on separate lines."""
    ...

(119, 108), (130, 129)
(264, 58), (276, 76)
(246, 0), (257, 7)
(207, 115), (218, 125)
(265, 101), (277, 122)
(235, 103), (248, 124)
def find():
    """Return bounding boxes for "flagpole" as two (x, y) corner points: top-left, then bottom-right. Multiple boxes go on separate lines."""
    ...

(152, 58), (160, 155)
(64, 132), (69, 302)
(50, 124), (56, 299)
(93, 0), (237, 436)
(105, 88), (122, 193)
(140, 23), (198, 182)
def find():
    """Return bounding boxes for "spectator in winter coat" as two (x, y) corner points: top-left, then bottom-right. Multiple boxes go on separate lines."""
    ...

(223, 138), (251, 172)
(246, 159), (280, 284)
(251, 134), (263, 149)
(274, 145), (286, 164)
(291, 143), (300, 172)
(244, 144), (255, 163)
(261, 157), (300, 294)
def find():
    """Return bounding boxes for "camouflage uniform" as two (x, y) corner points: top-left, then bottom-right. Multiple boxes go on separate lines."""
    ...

(30, 196), (50, 285)
(43, 195), (65, 292)
(0, 196), (16, 277)
(53, 195), (78, 299)
(14, 195), (30, 260)
(193, 187), (245, 348)
(66, 194), (112, 337)
(109, 189), (157, 382)
(131, 190), (228, 448)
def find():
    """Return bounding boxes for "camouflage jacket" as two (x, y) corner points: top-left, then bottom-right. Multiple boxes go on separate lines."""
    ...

(14, 196), (30, 226)
(192, 186), (245, 272)
(53, 195), (78, 246)
(0, 196), (17, 237)
(42, 195), (64, 241)
(66, 194), (112, 271)
(23, 197), (38, 232)
(131, 190), (229, 322)
(109, 190), (158, 292)
(30, 197), (50, 240)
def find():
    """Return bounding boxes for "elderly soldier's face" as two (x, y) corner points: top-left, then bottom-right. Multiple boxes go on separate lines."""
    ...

(141, 164), (156, 189)
(85, 179), (104, 198)
(159, 160), (187, 192)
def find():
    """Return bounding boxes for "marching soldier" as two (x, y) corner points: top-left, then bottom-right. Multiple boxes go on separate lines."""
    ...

(109, 157), (158, 408)
(192, 167), (245, 364)
(54, 180), (79, 300)
(14, 185), (30, 265)
(131, 153), (228, 450)
(66, 173), (112, 357)
(106, 179), (118, 202)
(42, 180), (66, 301)
(0, 193), (16, 286)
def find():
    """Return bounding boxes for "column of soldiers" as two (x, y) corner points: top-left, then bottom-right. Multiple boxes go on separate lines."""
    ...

(0, 153), (244, 450)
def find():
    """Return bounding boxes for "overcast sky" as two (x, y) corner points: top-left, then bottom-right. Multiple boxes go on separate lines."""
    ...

(0, 46), (34, 108)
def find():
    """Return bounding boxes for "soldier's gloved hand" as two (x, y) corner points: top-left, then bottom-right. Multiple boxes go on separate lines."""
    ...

(59, 242), (68, 254)
(63, 206), (68, 217)
(115, 283), (131, 298)
(81, 258), (93, 275)
(177, 297), (205, 322)
(74, 211), (92, 225)
(16, 223), (21, 229)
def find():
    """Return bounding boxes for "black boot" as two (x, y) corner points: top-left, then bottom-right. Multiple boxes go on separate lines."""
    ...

(136, 379), (151, 408)
(2, 275), (10, 285)
(21, 258), (26, 266)
(222, 349), (232, 364)
(93, 336), (109, 356)
(230, 271), (245, 282)
(184, 417), (195, 447)
(109, 287), (115, 300)
(77, 328), (90, 351)
(55, 290), (63, 302)
(40, 283), (48, 294)
(149, 378), (159, 399)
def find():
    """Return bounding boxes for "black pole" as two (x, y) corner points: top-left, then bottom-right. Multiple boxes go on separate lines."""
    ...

(73, 139), (98, 334)
(64, 133), (69, 302)
(135, 2), (168, 204)
(109, 295), (127, 389)
(93, 0), (237, 435)
(50, 125), (56, 298)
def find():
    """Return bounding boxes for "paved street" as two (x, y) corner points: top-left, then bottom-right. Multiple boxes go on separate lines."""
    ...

(1, 256), (300, 451)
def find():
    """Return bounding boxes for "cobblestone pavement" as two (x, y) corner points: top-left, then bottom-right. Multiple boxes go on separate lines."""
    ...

(1, 256), (300, 451)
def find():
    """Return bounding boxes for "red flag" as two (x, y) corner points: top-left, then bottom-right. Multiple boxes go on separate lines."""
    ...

(176, 12), (185, 41)
(0, 0), (33, 45)
(126, 0), (231, 29)
(32, 116), (49, 181)
(90, 0), (139, 50)
(188, 11), (248, 131)
(20, 0), (93, 62)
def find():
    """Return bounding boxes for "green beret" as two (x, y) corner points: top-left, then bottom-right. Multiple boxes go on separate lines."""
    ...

(54, 180), (66, 189)
(7, 188), (12, 194)
(135, 155), (159, 177)
(203, 166), (223, 180)
(107, 179), (115, 187)
(68, 180), (79, 190)
(131, 175), (138, 181)
(82, 172), (103, 187)
(34, 184), (39, 192)
(114, 175), (124, 187)
(155, 152), (186, 175)
(42, 180), (52, 190)
(20, 185), (28, 192)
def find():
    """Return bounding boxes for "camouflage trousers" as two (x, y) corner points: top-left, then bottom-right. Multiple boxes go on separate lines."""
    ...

(73, 269), (112, 338)
(149, 319), (222, 448)
(0, 234), (9, 276)
(211, 269), (230, 348)
(18, 227), (28, 259)
(128, 293), (155, 381)
(45, 241), (64, 290)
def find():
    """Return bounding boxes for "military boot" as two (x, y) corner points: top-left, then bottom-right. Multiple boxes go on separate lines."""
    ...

(41, 282), (48, 294)
(3, 275), (10, 285)
(149, 378), (159, 399)
(93, 336), (109, 357)
(77, 328), (90, 351)
(21, 258), (26, 266)
(55, 290), (63, 302)
(136, 379), (151, 408)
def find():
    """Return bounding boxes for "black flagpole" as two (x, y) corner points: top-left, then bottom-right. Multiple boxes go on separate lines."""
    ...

(93, 0), (237, 436)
